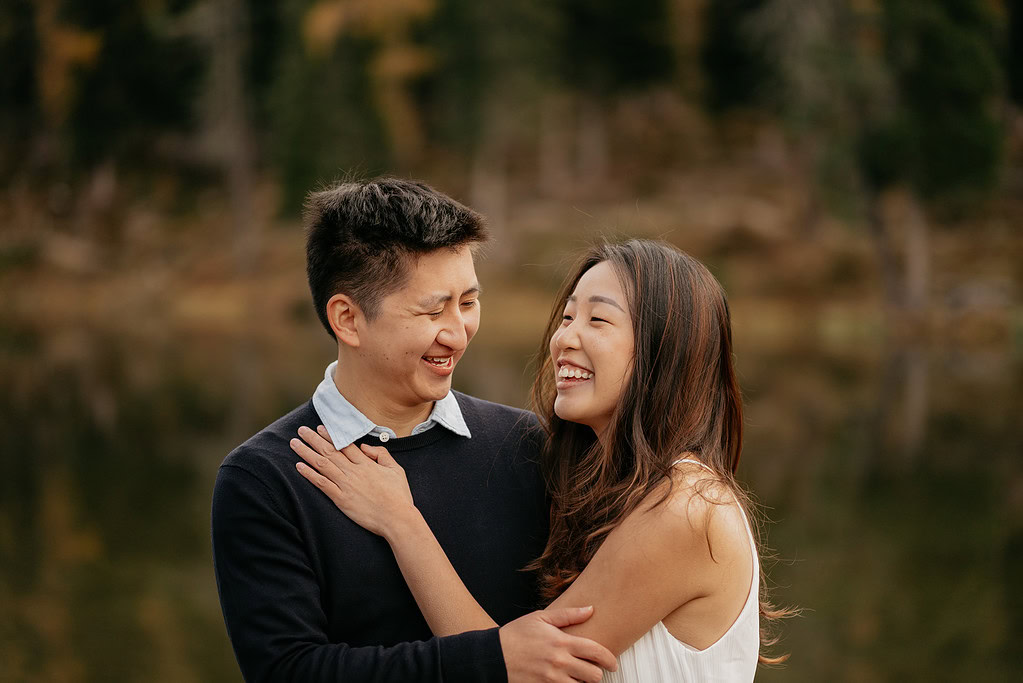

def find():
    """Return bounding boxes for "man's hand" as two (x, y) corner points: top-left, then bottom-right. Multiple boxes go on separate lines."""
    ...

(499, 606), (617, 683)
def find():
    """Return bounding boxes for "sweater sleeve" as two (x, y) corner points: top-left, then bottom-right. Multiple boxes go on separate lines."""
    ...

(211, 463), (507, 683)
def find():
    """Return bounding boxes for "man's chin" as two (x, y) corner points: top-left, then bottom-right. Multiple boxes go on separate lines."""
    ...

(418, 376), (453, 401)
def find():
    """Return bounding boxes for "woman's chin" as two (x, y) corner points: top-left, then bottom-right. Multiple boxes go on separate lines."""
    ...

(554, 402), (592, 428)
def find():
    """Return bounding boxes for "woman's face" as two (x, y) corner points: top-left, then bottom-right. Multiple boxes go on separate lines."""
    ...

(549, 261), (635, 436)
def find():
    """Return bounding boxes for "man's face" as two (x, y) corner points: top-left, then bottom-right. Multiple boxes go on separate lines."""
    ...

(355, 245), (481, 408)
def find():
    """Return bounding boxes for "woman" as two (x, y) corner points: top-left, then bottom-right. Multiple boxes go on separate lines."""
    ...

(292, 240), (788, 680)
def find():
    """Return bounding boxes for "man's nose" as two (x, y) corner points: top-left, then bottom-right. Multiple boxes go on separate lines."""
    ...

(437, 311), (469, 350)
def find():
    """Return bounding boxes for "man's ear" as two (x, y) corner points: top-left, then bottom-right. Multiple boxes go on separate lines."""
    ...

(325, 293), (362, 348)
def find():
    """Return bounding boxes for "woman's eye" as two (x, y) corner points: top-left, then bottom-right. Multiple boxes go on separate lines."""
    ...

(562, 314), (573, 322)
(461, 300), (478, 308)
(591, 317), (609, 324)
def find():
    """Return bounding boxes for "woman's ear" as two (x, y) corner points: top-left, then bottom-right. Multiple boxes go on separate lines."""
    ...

(326, 293), (361, 348)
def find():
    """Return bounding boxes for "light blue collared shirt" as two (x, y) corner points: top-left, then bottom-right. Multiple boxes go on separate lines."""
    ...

(311, 360), (471, 448)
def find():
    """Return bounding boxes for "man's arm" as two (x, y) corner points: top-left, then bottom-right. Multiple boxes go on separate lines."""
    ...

(211, 463), (504, 683)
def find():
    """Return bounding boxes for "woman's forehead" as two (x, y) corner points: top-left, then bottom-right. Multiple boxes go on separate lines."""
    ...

(571, 262), (627, 302)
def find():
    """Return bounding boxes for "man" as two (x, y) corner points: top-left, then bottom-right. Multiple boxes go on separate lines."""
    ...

(212, 178), (616, 682)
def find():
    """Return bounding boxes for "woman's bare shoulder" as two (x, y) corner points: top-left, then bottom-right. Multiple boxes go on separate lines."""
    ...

(627, 460), (750, 562)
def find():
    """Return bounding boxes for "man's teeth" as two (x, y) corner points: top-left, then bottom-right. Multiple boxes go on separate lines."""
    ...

(424, 356), (452, 367)
(558, 365), (593, 380)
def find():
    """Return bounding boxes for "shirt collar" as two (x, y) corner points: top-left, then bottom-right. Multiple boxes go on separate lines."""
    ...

(311, 360), (471, 448)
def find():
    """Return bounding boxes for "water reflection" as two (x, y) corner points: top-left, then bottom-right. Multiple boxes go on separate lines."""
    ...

(1, 314), (1019, 681)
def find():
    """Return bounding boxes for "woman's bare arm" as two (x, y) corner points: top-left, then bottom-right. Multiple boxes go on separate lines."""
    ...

(384, 466), (748, 653)
(382, 508), (498, 635)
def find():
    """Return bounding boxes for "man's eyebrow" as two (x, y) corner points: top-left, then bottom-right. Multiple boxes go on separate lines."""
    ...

(417, 284), (481, 309)
(565, 294), (625, 312)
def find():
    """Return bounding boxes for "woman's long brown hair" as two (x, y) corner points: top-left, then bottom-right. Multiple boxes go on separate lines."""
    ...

(529, 239), (793, 664)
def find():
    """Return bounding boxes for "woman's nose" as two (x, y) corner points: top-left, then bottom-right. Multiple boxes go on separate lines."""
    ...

(553, 322), (579, 350)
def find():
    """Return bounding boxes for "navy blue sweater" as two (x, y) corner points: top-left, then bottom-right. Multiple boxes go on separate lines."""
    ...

(212, 392), (549, 682)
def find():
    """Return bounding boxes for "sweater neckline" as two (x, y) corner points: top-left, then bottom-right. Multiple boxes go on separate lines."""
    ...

(351, 423), (456, 452)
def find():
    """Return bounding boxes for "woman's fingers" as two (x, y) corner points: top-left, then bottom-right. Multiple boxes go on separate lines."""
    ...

(297, 425), (371, 466)
(295, 462), (344, 506)
(361, 444), (398, 467)
(335, 442), (371, 464)
(290, 437), (347, 485)
(296, 425), (391, 467)
(298, 425), (338, 457)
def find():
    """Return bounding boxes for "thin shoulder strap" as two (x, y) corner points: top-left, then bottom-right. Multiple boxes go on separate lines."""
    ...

(671, 457), (714, 472)
(671, 457), (759, 572)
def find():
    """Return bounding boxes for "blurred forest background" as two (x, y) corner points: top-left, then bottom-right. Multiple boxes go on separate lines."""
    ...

(2, 0), (1022, 681)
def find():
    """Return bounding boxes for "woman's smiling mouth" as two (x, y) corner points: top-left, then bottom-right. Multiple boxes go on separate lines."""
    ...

(556, 361), (593, 387)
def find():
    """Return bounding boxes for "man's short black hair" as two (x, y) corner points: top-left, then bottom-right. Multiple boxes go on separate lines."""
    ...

(304, 177), (488, 339)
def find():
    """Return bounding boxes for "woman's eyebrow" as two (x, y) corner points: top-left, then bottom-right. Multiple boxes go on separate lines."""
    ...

(566, 294), (624, 312)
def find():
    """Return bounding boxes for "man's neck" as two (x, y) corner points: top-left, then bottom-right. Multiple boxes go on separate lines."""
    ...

(332, 359), (433, 438)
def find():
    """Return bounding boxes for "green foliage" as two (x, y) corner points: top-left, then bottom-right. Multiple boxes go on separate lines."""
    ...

(414, 0), (561, 150)
(0, 0), (1015, 218)
(700, 0), (773, 113)
(413, 0), (488, 151)
(859, 116), (915, 191)
(860, 0), (1004, 200)
(266, 32), (389, 213)
(558, 0), (674, 95)
(1008, 0), (1023, 105)
(61, 0), (204, 172)
(244, 0), (286, 129)
(0, 0), (39, 181)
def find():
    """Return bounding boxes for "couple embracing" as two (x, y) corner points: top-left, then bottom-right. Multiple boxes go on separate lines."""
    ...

(212, 177), (786, 682)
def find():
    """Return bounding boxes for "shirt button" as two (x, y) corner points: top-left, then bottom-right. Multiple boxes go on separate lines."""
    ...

(378, 432), (390, 443)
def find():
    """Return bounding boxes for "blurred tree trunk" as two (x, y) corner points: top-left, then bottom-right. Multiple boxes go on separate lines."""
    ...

(365, 19), (434, 168)
(901, 345), (928, 460)
(671, 0), (707, 98)
(792, 141), (822, 237)
(577, 96), (608, 188)
(869, 342), (929, 467)
(470, 125), (510, 264)
(868, 191), (902, 312)
(538, 94), (572, 195)
(211, 0), (258, 275)
(73, 159), (118, 248)
(902, 194), (929, 313)
(870, 188), (930, 313)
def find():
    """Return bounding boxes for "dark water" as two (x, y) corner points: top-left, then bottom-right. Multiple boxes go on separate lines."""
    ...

(2, 316), (1020, 682)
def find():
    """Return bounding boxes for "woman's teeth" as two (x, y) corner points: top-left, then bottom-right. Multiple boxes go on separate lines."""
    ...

(558, 366), (593, 380)
(424, 356), (452, 368)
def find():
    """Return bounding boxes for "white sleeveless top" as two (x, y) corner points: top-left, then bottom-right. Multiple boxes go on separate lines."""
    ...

(603, 458), (759, 682)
